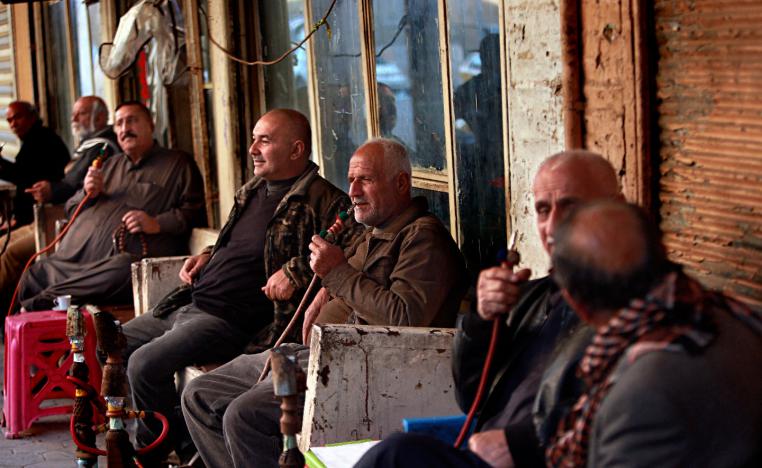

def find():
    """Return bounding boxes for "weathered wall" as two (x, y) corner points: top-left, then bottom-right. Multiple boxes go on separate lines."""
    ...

(581, 0), (650, 206)
(301, 325), (460, 450)
(506, 0), (565, 275)
(654, 0), (762, 310)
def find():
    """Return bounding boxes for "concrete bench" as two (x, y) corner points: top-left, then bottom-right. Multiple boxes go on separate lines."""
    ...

(300, 324), (460, 451)
(128, 245), (461, 452)
(131, 227), (219, 316)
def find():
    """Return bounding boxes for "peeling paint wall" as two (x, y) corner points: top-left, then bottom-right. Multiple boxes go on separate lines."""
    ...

(506, 0), (565, 275)
(300, 325), (460, 451)
(581, 0), (650, 206)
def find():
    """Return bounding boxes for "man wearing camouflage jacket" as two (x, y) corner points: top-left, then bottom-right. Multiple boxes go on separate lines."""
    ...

(122, 109), (363, 463)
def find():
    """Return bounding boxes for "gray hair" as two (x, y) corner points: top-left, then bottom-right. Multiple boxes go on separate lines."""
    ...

(366, 137), (411, 180)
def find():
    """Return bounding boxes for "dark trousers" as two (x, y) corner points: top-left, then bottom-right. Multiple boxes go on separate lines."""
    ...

(181, 343), (308, 468)
(122, 304), (251, 457)
(355, 432), (491, 468)
(18, 252), (137, 311)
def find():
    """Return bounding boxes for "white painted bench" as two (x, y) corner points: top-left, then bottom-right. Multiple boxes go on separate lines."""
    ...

(300, 324), (460, 451)
(131, 227), (219, 316)
(128, 246), (461, 451)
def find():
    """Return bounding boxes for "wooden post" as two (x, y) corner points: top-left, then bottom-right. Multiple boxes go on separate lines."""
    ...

(561, 0), (584, 150)
(182, 0), (215, 224)
(208, 0), (241, 219)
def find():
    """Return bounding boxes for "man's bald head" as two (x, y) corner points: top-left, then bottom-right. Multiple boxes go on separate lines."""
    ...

(249, 109), (312, 181)
(552, 200), (668, 318)
(532, 150), (622, 254)
(6, 101), (39, 139)
(263, 108), (312, 158)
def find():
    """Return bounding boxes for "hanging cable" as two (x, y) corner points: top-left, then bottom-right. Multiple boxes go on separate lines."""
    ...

(199, 0), (338, 67)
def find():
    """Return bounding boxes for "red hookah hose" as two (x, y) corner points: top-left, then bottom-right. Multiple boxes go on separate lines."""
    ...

(6, 192), (93, 316)
(453, 317), (500, 448)
(68, 407), (171, 456)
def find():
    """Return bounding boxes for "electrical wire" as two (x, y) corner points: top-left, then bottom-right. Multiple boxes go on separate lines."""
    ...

(199, 0), (338, 67)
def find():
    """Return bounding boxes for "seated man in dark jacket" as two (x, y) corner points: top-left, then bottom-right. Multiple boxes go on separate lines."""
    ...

(182, 138), (469, 468)
(357, 150), (622, 468)
(0, 100), (70, 227)
(0, 96), (119, 318)
(123, 109), (363, 463)
(547, 200), (762, 468)
(17, 100), (206, 311)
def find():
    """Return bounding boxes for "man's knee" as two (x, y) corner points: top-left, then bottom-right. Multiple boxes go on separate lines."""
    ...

(127, 344), (167, 387)
(222, 391), (275, 439)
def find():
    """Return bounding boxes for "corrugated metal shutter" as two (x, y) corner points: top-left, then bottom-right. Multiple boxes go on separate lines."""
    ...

(654, 0), (762, 310)
(0, 5), (18, 159)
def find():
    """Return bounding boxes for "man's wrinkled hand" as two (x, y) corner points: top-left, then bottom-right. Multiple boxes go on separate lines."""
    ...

(25, 180), (52, 204)
(476, 267), (532, 320)
(262, 269), (296, 302)
(84, 166), (104, 198)
(122, 210), (160, 234)
(303, 287), (330, 345)
(468, 430), (515, 468)
(308, 235), (347, 278)
(179, 252), (211, 284)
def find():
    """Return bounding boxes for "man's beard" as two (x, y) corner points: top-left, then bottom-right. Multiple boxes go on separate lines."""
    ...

(71, 122), (95, 145)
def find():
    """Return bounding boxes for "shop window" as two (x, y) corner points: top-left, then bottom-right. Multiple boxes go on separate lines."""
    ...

(311, 0), (368, 190)
(259, 0), (310, 117)
(448, 0), (507, 270)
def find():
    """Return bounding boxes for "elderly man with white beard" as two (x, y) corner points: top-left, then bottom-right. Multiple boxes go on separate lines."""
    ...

(0, 96), (119, 324)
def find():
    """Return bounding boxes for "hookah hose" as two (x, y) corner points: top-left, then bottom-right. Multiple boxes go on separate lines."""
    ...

(6, 146), (110, 316)
(68, 408), (170, 457)
(256, 207), (354, 384)
(453, 234), (521, 449)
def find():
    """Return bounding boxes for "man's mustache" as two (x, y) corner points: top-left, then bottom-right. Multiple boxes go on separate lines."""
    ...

(120, 131), (137, 139)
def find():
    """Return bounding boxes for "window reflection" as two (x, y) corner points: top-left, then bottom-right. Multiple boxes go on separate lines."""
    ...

(448, 0), (507, 271)
(259, 0), (309, 115)
(412, 187), (450, 231)
(312, 0), (367, 190)
(373, 0), (446, 171)
(46, 2), (75, 150)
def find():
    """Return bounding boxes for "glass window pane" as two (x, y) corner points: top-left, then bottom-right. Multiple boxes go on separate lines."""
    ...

(312, 0), (367, 190)
(412, 187), (450, 232)
(259, 0), (309, 116)
(448, 0), (506, 271)
(71, 0), (93, 96)
(373, 0), (446, 172)
(87, 4), (107, 100)
(46, 2), (75, 150)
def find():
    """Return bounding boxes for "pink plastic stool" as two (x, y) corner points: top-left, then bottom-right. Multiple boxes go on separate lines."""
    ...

(3, 310), (102, 438)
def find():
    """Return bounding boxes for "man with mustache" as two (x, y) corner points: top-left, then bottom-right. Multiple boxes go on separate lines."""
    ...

(0, 96), (119, 326)
(181, 138), (468, 468)
(16, 100), (206, 311)
(122, 108), (363, 465)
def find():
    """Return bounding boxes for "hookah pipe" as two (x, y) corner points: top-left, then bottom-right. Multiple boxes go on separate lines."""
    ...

(271, 346), (307, 468)
(65, 304), (103, 468)
(257, 206), (355, 384)
(453, 232), (521, 449)
(67, 306), (170, 468)
(6, 144), (111, 316)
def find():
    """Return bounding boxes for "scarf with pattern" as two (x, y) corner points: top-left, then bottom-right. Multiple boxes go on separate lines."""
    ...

(546, 270), (761, 467)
